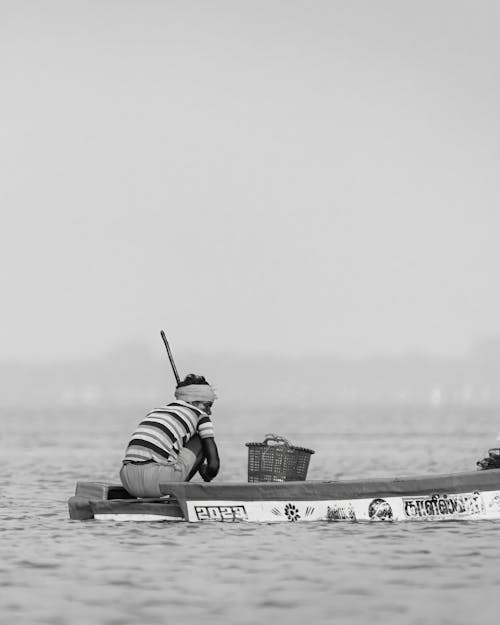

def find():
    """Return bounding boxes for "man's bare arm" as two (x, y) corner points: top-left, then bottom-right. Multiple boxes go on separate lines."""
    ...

(199, 437), (220, 481)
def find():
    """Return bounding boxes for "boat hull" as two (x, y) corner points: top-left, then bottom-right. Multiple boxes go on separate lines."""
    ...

(159, 469), (500, 522)
(67, 482), (184, 521)
(68, 469), (500, 523)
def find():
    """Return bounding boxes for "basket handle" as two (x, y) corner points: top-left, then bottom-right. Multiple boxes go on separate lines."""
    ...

(263, 433), (290, 447)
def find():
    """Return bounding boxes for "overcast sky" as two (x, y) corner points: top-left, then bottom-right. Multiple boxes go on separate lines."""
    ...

(2, 1), (500, 362)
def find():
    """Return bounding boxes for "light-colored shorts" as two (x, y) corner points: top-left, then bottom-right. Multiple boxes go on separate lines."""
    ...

(120, 447), (197, 498)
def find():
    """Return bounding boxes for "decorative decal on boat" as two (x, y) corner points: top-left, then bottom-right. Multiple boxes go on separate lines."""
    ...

(194, 505), (248, 521)
(326, 503), (356, 521)
(368, 498), (393, 521)
(271, 507), (282, 516)
(487, 494), (500, 511)
(403, 491), (485, 518)
(284, 503), (301, 521)
(304, 506), (315, 517)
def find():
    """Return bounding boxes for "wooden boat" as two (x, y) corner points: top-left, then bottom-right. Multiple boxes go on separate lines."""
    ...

(68, 468), (500, 523)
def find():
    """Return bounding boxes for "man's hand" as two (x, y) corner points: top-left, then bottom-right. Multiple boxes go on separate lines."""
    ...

(198, 460), (219, 482)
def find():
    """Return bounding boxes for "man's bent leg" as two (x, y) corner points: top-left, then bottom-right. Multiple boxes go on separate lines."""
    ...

(120, 460), (197, 496)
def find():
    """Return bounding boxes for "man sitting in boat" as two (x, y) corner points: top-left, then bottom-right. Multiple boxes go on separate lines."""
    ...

(119, 374), (220, 497)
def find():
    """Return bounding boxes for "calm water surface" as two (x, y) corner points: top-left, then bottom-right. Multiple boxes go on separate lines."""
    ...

(1, 404), (500, 624)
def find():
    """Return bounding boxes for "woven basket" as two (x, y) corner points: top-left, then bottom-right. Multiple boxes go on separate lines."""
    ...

(245, 434), (315, 482)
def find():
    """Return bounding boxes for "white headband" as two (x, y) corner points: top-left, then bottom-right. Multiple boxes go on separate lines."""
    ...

(175, 384), (217, 403)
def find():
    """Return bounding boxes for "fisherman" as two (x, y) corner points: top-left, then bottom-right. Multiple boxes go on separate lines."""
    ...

(119, 373), (220, 498)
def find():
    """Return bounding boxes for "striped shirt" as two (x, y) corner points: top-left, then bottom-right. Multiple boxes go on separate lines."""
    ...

(123, 400), (215, 464)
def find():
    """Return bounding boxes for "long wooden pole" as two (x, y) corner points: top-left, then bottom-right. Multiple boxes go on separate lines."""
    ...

(160, 330), (181, 385)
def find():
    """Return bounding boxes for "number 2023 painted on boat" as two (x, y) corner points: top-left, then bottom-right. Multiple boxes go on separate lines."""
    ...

(194, 505), (248, 521)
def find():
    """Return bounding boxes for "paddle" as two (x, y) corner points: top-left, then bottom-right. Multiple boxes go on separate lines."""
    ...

(160, 330), (181, 385)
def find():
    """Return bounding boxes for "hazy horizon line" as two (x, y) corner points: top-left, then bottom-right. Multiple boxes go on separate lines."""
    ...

(2, 334), (500, 367)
